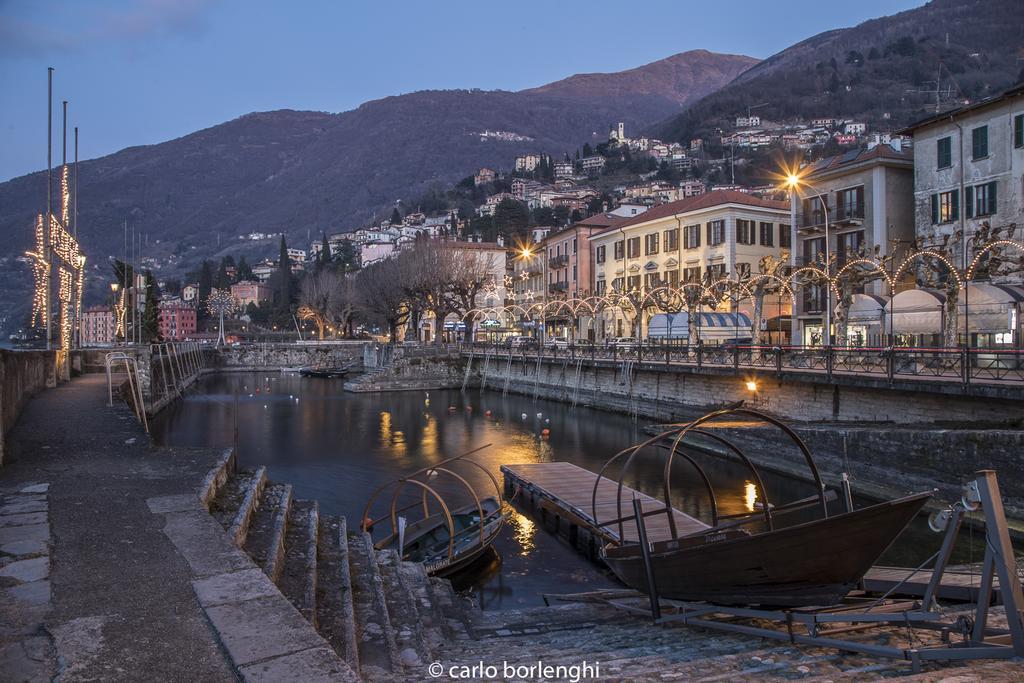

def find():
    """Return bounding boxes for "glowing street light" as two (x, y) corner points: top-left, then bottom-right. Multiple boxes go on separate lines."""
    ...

(782, 165), (832, 347)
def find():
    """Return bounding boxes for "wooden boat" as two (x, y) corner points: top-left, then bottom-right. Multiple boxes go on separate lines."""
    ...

(376, 496), (504, 577)
(594, 406), (932, 607)
(298, 365), (351, 378)
(361, 444), (507, 577)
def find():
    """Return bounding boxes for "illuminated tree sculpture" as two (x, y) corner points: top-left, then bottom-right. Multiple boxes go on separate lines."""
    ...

(206, 289), (238, 347)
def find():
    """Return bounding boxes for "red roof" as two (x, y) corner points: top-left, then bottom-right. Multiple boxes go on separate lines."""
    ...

(592, 190), (788, 237)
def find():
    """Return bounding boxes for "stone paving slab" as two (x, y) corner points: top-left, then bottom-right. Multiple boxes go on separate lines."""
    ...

(204, 593), (330, 667)
(193, 567), (281, 607)
(160, 508), (252, 578)
(0, 523), (49, 545)
(0, 556), (49, 583)
(0, 511), (48, 527)
(146, 492), (202, 514)
(238, 646), (361, 683)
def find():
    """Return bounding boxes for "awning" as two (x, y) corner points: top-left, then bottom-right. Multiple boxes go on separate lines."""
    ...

(957, 283), (1024, 332)
(882, 289), (944, 335)
(648, 312), (752, 338)
(847, 293), (886, 325)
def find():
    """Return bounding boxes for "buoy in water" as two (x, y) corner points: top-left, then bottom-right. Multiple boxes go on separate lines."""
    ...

(484, 410), (492, 417)
(465, 405), (473, 412)
(362, 517), (374, 532)
(448, 406), (457, 412)
(541, 428), (550, 438)
(536, 412), (542, 418)
(521, 413), (528, 420)
(545, 418), (550, 424)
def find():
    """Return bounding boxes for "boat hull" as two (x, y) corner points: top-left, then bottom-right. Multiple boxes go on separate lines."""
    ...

(602, 492), (930, 607)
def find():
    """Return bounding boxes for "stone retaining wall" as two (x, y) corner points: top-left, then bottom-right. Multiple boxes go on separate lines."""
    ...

(0, 350), (68, 466)
(216, 342), (367, 371)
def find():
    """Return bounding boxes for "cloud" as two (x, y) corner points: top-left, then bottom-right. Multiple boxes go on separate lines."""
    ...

(0, 0), (217, 58)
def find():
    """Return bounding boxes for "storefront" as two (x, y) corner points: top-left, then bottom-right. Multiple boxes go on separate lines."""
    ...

(882, 284), (1024, 348)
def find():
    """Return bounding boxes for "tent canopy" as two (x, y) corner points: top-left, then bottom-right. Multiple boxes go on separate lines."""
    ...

(847, 293), (886, 325)
(882, 284), (1023, 334)
(648, 312), (752, 339)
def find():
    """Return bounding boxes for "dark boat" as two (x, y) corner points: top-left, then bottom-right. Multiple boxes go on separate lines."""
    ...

(594, 406), (931, 607)
(361, 445), (507, 577)
(375, 496), (504, 577)
(299, 364), (351, 378)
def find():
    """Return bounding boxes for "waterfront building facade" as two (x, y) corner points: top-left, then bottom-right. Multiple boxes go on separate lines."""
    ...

(230, 280), (271, 308)
(590, 190), (790, 341)
(157, 301), (198, 341)
(789, 143), (915, 346)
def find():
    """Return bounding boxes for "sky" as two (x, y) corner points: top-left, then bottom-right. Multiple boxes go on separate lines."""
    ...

(0, 0), (924, 182)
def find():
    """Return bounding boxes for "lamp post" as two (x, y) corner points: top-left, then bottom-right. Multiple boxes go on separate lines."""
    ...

(786, 173), (832, 347)
(520, 246), (547, 345)
(110, 282), (120, 345)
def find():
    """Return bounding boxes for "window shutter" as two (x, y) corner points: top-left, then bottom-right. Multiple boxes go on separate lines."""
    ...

(931, 194), (938, 224)
(988, 181), (997, 215)
(951, 189), (959, 220)
(965, 186), (974, 219)
(1015, 114), (1024, 148)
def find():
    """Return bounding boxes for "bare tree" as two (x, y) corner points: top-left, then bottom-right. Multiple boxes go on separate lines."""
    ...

(450, 249), (497, 342)
(398, 243), (460, 344)
(298, 269), (342, 339)
(355, 258), (409, 342)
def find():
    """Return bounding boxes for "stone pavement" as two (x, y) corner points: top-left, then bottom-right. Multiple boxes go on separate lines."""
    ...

(0, 374), (237, 681)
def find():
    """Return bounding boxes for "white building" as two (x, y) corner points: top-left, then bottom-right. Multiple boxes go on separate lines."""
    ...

(736, 115), (761, 128)
(514, 154), (542, 173)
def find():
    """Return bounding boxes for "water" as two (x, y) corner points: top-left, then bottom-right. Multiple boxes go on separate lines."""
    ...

(152, 372), (982, 610)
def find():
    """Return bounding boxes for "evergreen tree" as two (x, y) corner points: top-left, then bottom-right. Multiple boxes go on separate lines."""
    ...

(142, 270), (161, 341)
(273, 236), (293, 322)
(390, 207), (402, 226)
(236, 256), (254, 281)
(320, 232), (331, 269)
(215, 258), (231, 289)
(582, 143), (593, 158)
(197, 260), (214, 322)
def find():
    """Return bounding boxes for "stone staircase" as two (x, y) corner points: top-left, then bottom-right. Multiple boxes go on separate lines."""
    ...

(208, 465), (480, 681)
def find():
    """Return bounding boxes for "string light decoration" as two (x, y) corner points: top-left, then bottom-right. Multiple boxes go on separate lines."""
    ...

(28, 164), (86, 348)
(206, 288), (239, 347)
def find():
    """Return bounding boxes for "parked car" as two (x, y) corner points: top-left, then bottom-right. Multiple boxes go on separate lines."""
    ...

(504, 335), (538, 350)
(546, 336), (569, 349)
(607, 337), (638, 350)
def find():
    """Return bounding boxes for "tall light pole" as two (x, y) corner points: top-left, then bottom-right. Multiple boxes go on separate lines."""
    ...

(519, 245), (547, 344)
(787, 173), (832, 347)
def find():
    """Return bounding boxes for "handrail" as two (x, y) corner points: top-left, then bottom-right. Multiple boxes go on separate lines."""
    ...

(104, 351), (149, 433)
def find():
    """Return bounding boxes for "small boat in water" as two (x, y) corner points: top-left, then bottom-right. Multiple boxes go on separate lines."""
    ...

(361, 445), (506, 577)
(594, 406), (931, 607)
(298, 364), (352, 378)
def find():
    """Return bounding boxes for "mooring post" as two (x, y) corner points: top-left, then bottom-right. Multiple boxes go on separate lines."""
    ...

(633, 496), (660, 621)
(973, 470), (1024, 654)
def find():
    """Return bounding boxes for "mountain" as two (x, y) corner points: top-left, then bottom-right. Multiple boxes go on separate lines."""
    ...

(653, 0), (1024, 144)
(523, 50), (758, 105)
(0, 50), (755, 333)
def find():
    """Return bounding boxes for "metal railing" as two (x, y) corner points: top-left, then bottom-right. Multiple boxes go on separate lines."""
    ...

(104, 352), (149, 433)
(458, 342), (1024, 388)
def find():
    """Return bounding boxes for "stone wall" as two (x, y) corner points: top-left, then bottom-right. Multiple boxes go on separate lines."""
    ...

(473, 356), (1024, 426)
(216, 342), (367, 371)
(345, 355), (466, 393)
(0, 350), (67, 466)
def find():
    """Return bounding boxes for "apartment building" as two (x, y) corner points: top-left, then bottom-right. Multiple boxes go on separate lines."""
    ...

(157, 301), (197, 341)
(789, 143), (915, 346)
(230, 280), (271, 308)
(81, 305), (116, 345)
(589, 190), (790, 340)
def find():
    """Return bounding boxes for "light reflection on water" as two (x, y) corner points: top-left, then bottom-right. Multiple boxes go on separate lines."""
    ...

(151, 372), (971, 609)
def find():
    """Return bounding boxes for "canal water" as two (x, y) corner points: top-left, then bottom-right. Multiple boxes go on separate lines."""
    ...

(152, 372), (980, 610)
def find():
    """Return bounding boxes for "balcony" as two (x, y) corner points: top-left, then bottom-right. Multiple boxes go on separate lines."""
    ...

(835, 202), (865, 223)
(548, 281), (569, 294)
(549, 254), (570, 268)
(797, 207), (831, 233)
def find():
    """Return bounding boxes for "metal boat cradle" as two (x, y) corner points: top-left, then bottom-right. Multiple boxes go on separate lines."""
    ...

(360, 445), (506, 576)
(578, 406), (1024, 669)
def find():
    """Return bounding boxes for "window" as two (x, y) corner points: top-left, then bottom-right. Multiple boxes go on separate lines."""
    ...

(759, 222), (774, 247)
(736, 262), (751, 279)
(837, 230), (864, 266)
(611, 277), (624, 292)
(626, 275), (641, 291)
(803, 237), (826, 265)
(1015, 114), (1024, 149)
(930, 190), (959, 224)
(613, 241), (624, 259)
(736, 219), (755, 245)
(837, 186), (864, 219)
(644, 232), (659, 255)
(936, 136), (952, 169)
(573, 238), (577, 254)
(779, 224), (792, 248)
(707, 264), (726, 280)
(706, 220), (725, 246)
(596, 245), (606, 263)
(684, 224), (701, 249)
(967, 181), (998, 218)
(683, 266), (701, 283)
(572, 265), (577, 281)
(595, 280), (606, 295)
(971, 125), (988, 160)
(667, 270), (680, 286)
(663, 228), (679, 251)
(626, 237), (640, 259)
(644, 273), (660, 289)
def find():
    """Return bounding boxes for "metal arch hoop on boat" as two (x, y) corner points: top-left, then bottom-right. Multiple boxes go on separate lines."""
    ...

(362, 479), (457, 560)
(425, 467), (487, 546)
(592, 407), (827, 545)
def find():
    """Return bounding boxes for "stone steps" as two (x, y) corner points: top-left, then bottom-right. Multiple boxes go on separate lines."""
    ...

(376, 549), (433, 668)
(242, 483), (292, 582)
(347, 531), (400, 678)
(208, 467), (262, 536)
(278, 500), (319, 627)
(316, 515), (360, 673)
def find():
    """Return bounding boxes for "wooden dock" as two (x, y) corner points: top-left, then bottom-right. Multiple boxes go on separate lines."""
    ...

(502, 461), (1019, 604)
(501, 461), (709, 549)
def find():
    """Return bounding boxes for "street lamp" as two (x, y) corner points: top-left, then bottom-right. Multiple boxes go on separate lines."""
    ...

(519, 245), (547, 345)
(786, 172), (832, 347)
